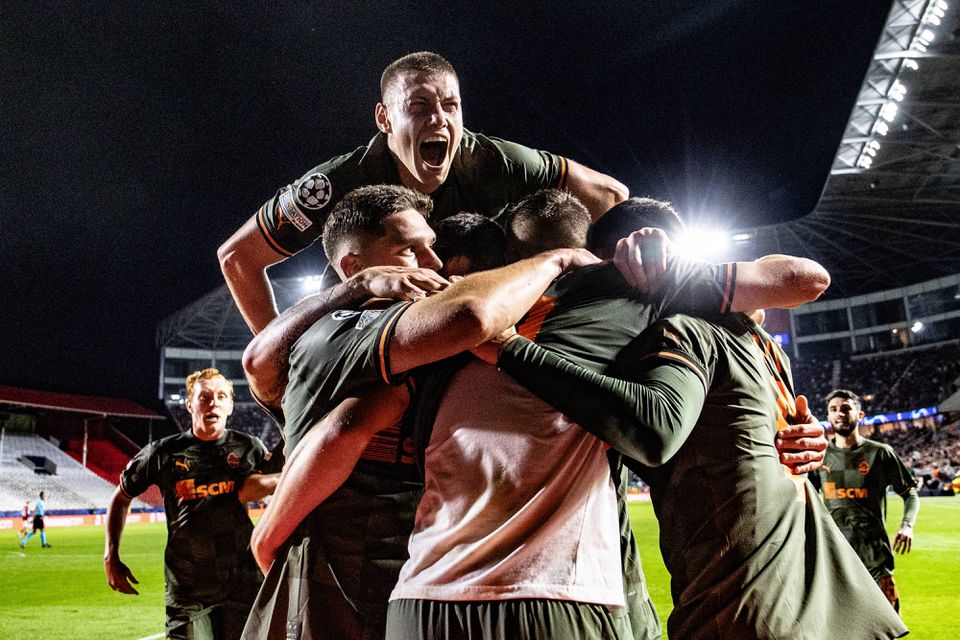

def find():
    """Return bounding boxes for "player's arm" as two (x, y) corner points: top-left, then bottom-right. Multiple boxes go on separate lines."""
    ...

(564, 158), (629, 222)
(218, 214), (287, 335)
(238, 473), (280, 503)
(612, 230), (830, 312)
(386, 248), (599, 376)
(250, 385), (410, 574)
(243, 266), (450, 407)
(729, 254), (831, 311)
(483, 333), (704, 466)
(891, 453), (920, 554)
(103, 487), (140, 595)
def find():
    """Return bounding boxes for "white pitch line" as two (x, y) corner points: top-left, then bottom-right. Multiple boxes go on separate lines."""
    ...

(134, 633), (165, 640)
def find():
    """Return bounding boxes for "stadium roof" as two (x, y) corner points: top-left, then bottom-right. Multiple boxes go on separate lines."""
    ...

(0, 385), (163, 420)
(158, 0), (960, 348)
(730, 0), (960, 298)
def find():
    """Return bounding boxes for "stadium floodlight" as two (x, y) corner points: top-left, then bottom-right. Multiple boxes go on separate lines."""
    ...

(911, 321), (924, 333)
(169, 394), (181, 401)
(936, 0), (948, 10)
(731, 232), (752, 242)
(919, 28), (936, 42)
(879, 101), (899, 122)
(865, 145), (878, 157)
(874, 121), (890, 136)
(903, 59), (920, 71)
(301, 275), (325, 292)
(674, 227), (729, 261)
(857, 155), (874, 169)
(888, 81), (907, 102)
(913, 41), (928, 52)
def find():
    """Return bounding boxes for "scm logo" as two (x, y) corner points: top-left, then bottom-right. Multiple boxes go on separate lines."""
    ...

(823, 482), (868, 500)
(174, 479), (236, 501)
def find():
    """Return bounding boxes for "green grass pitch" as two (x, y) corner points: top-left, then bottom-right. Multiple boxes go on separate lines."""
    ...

(2, 497), (958, 639)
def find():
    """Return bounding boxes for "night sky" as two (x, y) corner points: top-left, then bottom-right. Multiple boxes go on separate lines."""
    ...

(1, 1), (892, 408)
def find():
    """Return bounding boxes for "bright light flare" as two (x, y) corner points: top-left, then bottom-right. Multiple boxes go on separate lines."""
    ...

(674, 227), (730, 261)
(911, 321), (924, 333)
(301, 275), (325, 292)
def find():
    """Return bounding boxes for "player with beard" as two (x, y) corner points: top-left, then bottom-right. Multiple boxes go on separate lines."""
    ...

(218, 51), (627, 334)
(817, 389), (919, 612)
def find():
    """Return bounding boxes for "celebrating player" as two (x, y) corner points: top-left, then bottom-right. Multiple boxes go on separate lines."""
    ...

(104, 368), (279, 640)
(817, 389), (920, 612)
(218, 51), (627, 334)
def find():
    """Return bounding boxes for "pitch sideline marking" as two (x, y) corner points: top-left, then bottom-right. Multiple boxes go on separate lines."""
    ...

(135, 633), (165, 640)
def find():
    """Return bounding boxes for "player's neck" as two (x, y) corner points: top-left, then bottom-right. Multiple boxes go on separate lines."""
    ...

(835, 428), (863, 449)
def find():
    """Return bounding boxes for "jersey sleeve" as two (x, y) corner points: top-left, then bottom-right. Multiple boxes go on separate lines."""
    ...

(883, 447), (916, 497)
(656, 257), (737, 317)
(490, 136), (568, 192)
(496, 315), (716, 466)
(255, 147), (371, 258)
(118, 442), (159, 499)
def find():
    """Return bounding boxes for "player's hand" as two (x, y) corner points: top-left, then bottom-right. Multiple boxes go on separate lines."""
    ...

(776, 395), (827, 475)
(354, 266), (450, 301)
(613, 227), (672, 294)
(471, 327), (519, 365)
(547, 248), (601, 273)
(893, 523), (914, 554)
(104, 556), (140, 595)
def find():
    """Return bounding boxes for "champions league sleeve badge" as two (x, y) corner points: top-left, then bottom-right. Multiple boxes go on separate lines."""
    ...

(295, 172), (333, 210)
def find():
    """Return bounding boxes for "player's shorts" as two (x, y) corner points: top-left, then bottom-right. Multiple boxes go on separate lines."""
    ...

(32, 516), (44, 531)
(385, 598), (635, 640)
(166, 599), (251, 640)
(241, 478), (421, 640)
(876, 575), (901, 613)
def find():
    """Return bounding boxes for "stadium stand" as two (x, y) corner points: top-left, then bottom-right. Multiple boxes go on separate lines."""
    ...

(791, 341), (960, 415)
(0, 432), (154, 512)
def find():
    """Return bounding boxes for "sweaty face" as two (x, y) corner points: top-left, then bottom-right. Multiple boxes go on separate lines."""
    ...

(826, 397), (862, 437)
(379, 71), (463, 194)
(187, 376), (234, 441)
(355, 209), (442, 273)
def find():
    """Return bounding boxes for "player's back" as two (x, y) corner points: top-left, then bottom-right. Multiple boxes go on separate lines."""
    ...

(638, 314), (907, 640)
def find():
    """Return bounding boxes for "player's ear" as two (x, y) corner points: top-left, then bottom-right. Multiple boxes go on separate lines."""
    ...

(340, 253), (362, 278)
(375, 102), (391, 134)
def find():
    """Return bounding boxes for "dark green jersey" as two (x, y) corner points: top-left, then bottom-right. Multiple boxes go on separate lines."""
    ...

(819, 439), (916, 579)
(498, 314), (907, 639)
(250, 298), (421, 639)
(256, 130), (566, 257)
(120, 430), (268, 603)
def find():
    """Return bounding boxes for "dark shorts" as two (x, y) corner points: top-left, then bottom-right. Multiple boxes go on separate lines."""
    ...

(166, 599), (251, 640)
(32, 516), (44, 531)
(385, 598), (635, 640)
(241, 480), (420, 640)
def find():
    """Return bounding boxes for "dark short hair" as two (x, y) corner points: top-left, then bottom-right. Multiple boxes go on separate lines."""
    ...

(381, 51), (458, 103)
(322, 185), (433, 262)
(433, 213), (506, 273)
(826, 389), (862, 410)
(504, 189), (590, 260)
(586, 197), (685, 258)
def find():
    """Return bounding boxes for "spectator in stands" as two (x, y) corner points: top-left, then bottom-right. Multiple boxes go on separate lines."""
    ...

(17, 499), (30, 542)
(103, 368), (280, 640)
(816, 389), (919, 613)
(19, 491), (49, 548)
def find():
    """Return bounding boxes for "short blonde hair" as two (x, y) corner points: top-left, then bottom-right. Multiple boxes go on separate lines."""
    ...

(185, 368), (233, 401)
